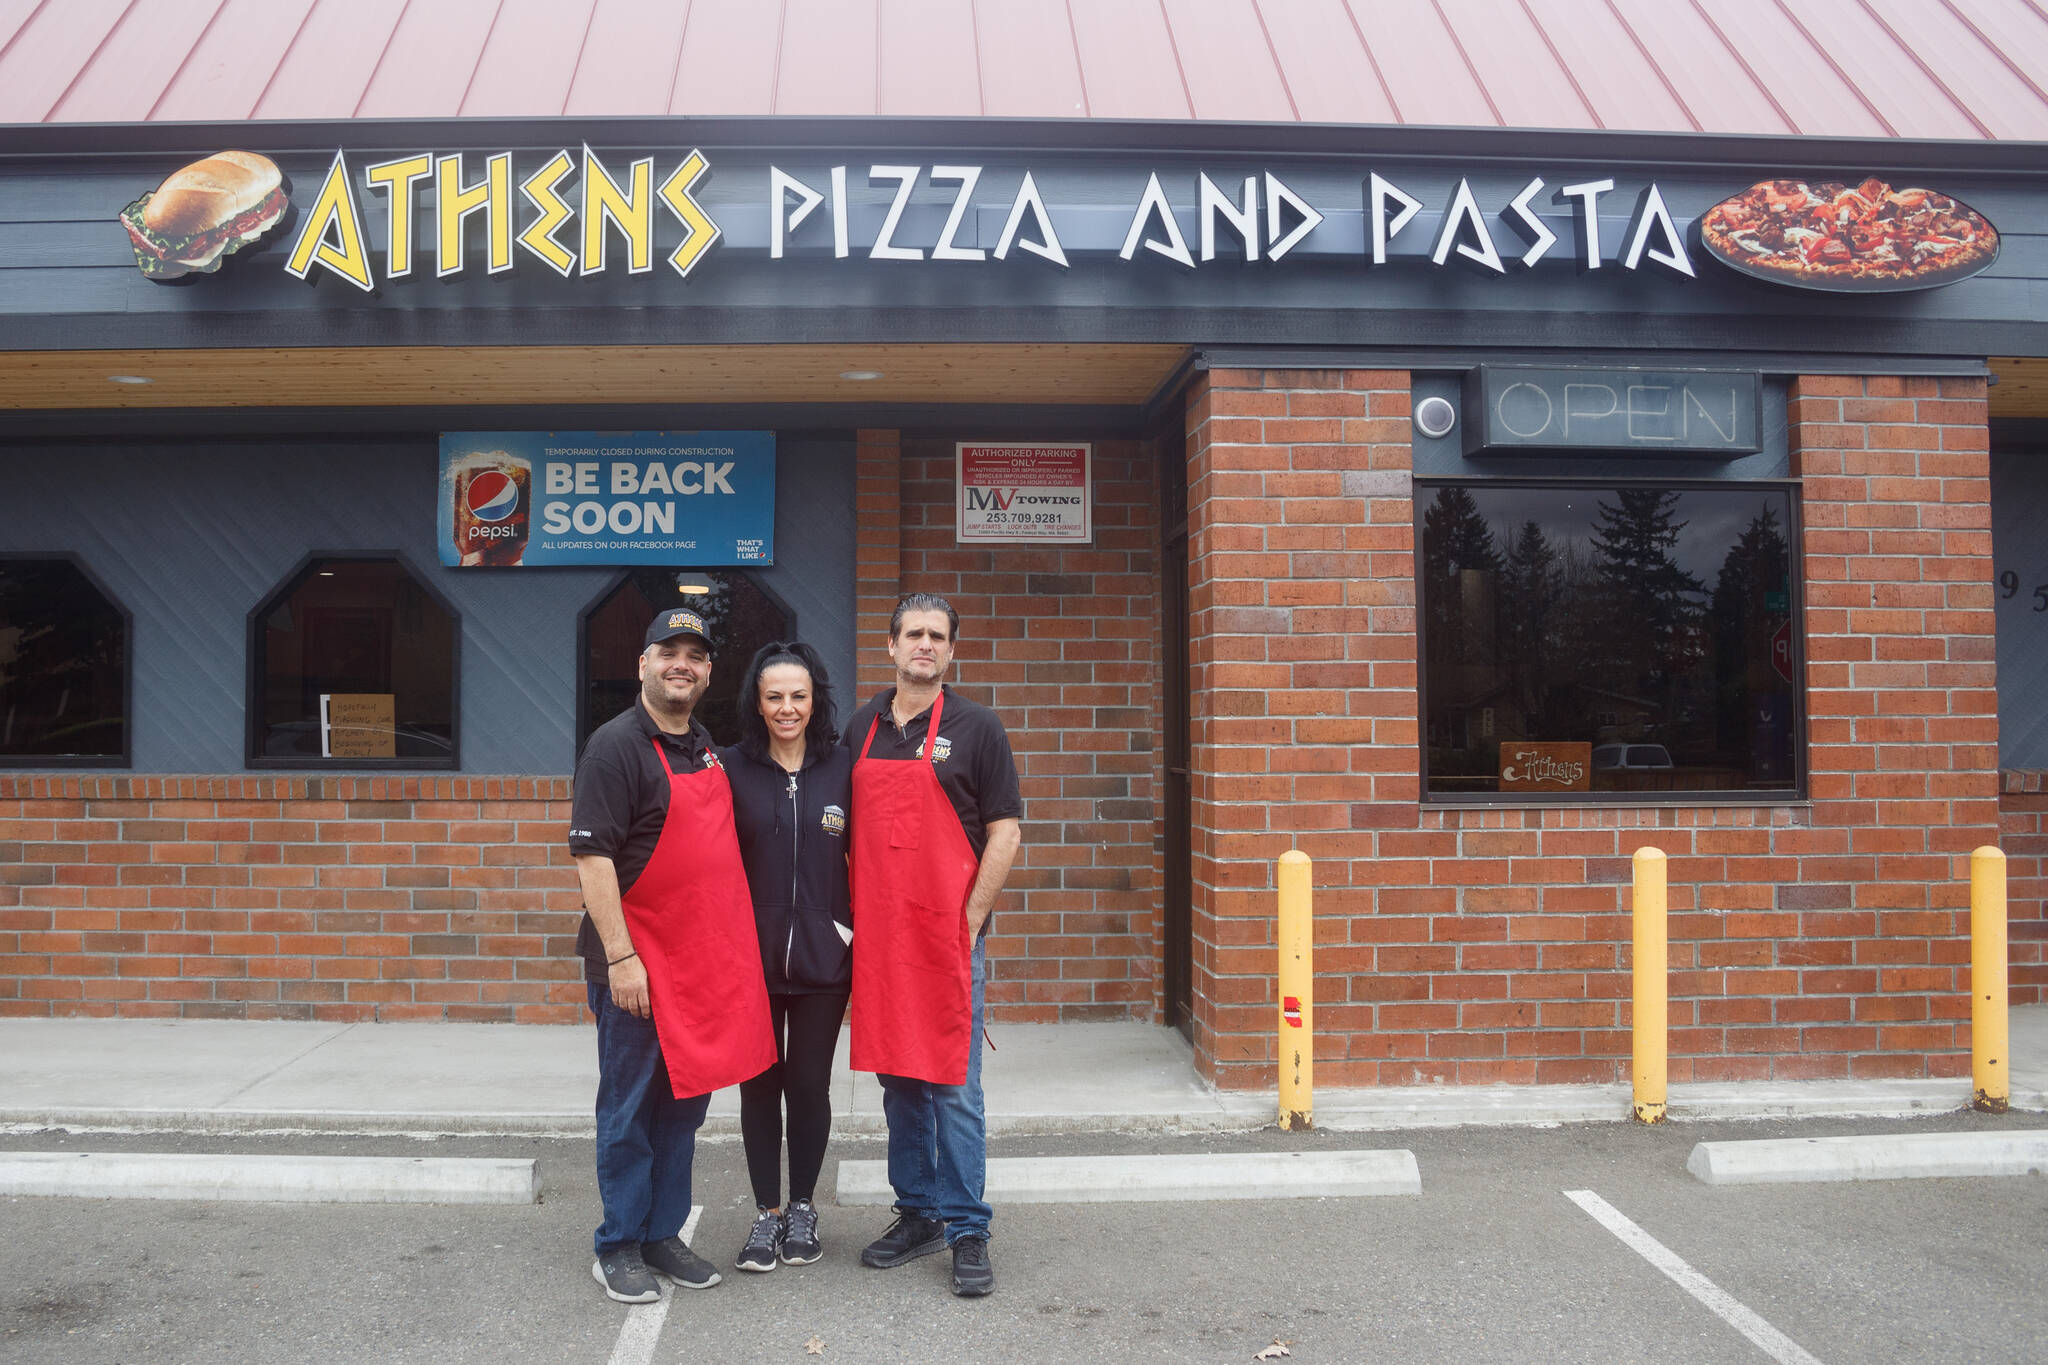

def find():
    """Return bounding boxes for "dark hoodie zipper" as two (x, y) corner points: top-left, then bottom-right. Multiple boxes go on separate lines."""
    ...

(784, 767), (799, 980)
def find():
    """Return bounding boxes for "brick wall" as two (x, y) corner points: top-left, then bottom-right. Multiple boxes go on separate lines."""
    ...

(1182, 369), (2003, 1089)
(853, 429), (904, 698)
(0, 776), (583, 1021)
(5, 387), (2022, 1061)
(2005, 771), (2048, 1006)
(881, 435), (1163, 1022)
(2, 428), (1167, 1027)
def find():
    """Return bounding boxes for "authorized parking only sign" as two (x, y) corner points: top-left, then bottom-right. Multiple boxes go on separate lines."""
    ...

(956, 442), (1091, 544)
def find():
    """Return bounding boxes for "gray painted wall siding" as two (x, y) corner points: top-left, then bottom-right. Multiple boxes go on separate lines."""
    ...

(0, 435), (854, 774)
(1992, 449), (2048, 772)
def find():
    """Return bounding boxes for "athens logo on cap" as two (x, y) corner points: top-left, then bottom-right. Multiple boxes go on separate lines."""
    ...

(465, 469), (522, 523)
(667, 610), (706, 633)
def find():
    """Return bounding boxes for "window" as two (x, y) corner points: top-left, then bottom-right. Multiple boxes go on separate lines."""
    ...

(247, 555), (457, 767)
(0, 555), (129, 765)
(1418, 481), (1801, 801)
(579, 569), (793, 749)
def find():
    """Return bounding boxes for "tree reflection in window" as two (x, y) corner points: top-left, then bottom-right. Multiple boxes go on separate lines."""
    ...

(0, 556), (128, 763)
(1420, 482), (1799, 799)
(579, 570), (792, 749)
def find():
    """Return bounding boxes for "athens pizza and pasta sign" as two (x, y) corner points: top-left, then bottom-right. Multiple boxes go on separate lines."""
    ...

(118, 147), (2001, 295)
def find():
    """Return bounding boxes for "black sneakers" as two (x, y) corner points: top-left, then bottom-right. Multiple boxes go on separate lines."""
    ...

(736, 1207), (783, 1272)
(950, 1235), (994, 1297)
(781, 1198), (823, 1265)
(641, 1236), (720, 1290)
(592, 1245), (661, 1303)
(859, 1212), (947, 1268)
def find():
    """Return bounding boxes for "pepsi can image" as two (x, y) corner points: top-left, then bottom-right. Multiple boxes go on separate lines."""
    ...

(451, 452), (531, 566)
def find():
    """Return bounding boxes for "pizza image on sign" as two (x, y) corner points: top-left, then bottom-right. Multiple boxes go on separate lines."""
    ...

(1698, 178), (1998, 292)
(119, 151), (289, 280)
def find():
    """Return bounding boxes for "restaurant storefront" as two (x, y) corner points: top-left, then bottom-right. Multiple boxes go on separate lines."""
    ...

(3, 61), (2045, 1088)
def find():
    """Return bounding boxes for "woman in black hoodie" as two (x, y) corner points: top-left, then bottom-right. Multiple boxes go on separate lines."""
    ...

(721, 641), (853, 1273)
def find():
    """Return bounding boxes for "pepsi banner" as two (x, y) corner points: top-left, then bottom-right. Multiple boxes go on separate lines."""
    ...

(438, 431), (774, 567)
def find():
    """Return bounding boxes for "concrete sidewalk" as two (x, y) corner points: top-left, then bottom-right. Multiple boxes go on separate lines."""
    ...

(3, 1008), (2044, 1138)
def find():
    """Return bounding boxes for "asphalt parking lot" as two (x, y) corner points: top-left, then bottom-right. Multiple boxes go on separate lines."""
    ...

(2, 1111), (2043, 1365)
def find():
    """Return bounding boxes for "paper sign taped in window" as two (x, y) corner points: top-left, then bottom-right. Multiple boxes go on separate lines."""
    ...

(322, 693), (397, 758)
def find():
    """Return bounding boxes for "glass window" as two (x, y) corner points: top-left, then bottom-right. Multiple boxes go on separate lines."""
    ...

(0, 555), (129, 764)
(580, 570), (792, 749)
(1418, 481), (1801, 801)
(249, 556), (457, 767)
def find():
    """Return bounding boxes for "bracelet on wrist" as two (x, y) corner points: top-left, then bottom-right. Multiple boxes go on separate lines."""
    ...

(607, 949), (638, 967)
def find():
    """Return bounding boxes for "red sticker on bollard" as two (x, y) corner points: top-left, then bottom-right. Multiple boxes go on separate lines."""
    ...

(1282, 997), (1303, 1027)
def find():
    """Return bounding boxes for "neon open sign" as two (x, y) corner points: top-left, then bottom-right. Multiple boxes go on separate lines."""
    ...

(1462, 366), (1762, 456)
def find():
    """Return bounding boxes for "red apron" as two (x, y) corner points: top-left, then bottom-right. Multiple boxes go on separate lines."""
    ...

(848, 691), (982, 1086)
(620, 739), (777, 1098)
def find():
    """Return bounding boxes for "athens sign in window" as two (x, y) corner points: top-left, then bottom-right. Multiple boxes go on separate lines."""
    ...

(1418, 481), (1801, 802)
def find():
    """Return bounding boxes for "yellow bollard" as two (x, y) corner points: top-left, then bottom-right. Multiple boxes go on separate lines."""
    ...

(1631, 846), (1667, 1124)
(1277, 849), (1313, 1130)
(1972, 846), (2009, 1114)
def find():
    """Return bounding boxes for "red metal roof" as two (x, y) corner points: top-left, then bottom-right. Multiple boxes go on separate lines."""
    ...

(3, 0), (2045, 138)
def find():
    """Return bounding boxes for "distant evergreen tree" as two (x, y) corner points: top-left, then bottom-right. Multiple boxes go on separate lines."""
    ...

(1421, 487), (1502, 774)
(1499, 519), (1562, 733)
(1586, 489), (1707, 754)
(1709, 501), (1791, 761)
(1589, 488), (1706, 680)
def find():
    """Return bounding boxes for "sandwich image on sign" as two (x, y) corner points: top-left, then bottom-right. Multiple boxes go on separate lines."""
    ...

(119, 151), (288, 280)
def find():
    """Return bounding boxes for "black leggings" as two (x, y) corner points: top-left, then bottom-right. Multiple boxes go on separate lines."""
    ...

(740, 990), (848, 1208)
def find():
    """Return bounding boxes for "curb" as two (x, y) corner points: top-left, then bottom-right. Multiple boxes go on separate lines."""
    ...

(3, 1082), (2038, 1142)
(1687, 1129), (2048, 1185)
(836, 1148), (1422, 1204)
(0, 1151), (540, 1204)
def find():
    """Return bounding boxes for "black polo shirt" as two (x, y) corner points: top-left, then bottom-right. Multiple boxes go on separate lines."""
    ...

(841, 684), (1021, 858)
(568, 699), (717, 983)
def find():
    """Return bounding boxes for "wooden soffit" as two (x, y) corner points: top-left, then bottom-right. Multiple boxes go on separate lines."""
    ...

(0, 344), (1190, 411)
(1989, 357), (2048, 422)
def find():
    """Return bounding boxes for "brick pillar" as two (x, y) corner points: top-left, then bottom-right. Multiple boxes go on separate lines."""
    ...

(854, 429), (902, 693)
(1789, 374), (2001, 1076)
(1183, 368), (1415, 1087)
(894, 437), (1160, 1021)
(2006, 772), (2048, 1005)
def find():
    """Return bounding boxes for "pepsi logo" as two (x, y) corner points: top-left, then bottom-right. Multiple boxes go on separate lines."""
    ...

(466, 470), (520, 522)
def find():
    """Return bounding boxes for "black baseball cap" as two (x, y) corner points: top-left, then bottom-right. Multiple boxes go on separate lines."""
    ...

(644, 607), (713, 653)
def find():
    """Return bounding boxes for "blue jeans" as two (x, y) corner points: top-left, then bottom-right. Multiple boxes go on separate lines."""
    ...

(878, 940), (990, 1242)
(589, 982), (710, 1256)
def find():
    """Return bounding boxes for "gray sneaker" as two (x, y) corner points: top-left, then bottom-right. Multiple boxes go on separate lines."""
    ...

(592, 1245), (661, 1303)
(781, 1198), (823, 1265)
(641, 1235), (720, 1289)
(736, 1207), (782, 1272)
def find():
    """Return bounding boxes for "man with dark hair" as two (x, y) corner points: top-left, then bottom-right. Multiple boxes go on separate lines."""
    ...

(569, 608), (775, 1303)
(845, 593), (1021, 1297)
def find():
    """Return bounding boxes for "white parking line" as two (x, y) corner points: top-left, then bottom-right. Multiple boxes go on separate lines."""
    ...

(606, 1205), (702, 1365)
(1565, 1189), (1825, 1365)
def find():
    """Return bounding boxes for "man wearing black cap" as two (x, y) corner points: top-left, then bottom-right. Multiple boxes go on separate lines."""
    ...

(569, 607), (775, 1303)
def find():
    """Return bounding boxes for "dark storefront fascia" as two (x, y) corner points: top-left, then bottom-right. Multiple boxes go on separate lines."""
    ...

(2, 115), (2044, 1048)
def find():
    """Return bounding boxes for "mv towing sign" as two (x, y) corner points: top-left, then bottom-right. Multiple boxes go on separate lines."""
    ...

(956, 443), (1091, 544)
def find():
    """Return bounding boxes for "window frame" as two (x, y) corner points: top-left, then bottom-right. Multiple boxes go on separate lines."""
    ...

(575, 567), (800, 754)
(0, 551), (133, 769)
(243, 549), (462, 771)
(1413, 475), (1808, 808)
